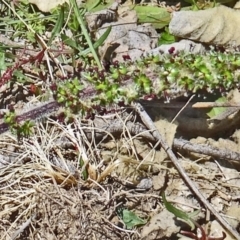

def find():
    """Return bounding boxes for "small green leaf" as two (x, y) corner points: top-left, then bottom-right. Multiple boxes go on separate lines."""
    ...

(13, 70), (29, 82)
(158, 27), (176, 45)
(119, 65), (127, 75)
(111, 70), (119, 80)
(82, 0), (111, 12)
(96, 82), (107, 91)
(58, 87), (66, 95)
(0, 52), (6, 71)
(86, 0), (103, 11)
(57, 95), (66, 103)
(207, 96), (227, 118)
(197, 65), (209, 75)
(61, 34), (80, 51)
(19, 120), (35, 137)
(4, 112), (16, 124)
(68, 14), (80, 32)
(70, 0), (102, 68)
(134, 6), (170, 29)
(117, 208), (148, 229)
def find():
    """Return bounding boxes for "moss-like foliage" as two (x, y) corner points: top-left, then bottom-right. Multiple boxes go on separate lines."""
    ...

(53, 51), (240, 113)
(3, 51), (240, 136)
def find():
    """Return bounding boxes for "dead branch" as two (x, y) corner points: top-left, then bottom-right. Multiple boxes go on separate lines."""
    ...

(173, 138), (240, 162)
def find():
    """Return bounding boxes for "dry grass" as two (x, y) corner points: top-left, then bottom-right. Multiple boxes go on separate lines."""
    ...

(0, 116), (159, 239)
(1, 113), (239, 239)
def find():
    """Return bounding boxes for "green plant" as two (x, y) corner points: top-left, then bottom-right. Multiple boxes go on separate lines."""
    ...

(56, 77), (86, 113)
(70, 0), (102, 68)
(1, 0), (240, 137)
(133, 5), (170, 30)
(162, 192), (200, 230)
(158, 27), (176, 45)
(79, 157), (88, 180)
(4, 110), (35, 138)
(162, 192), (226, 240)
(2, 0), (56, 42)
(116, 206), (148, 229)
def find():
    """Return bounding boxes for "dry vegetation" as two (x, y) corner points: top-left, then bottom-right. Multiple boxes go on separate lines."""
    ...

(0, 0), (240, 240)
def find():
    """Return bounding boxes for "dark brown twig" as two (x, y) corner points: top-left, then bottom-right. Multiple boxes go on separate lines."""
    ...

(173, 138), (240, 162)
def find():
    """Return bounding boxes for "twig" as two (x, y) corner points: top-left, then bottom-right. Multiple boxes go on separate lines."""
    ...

(173, 138), (240, 162)
(133, 102), (240, 240)
(139, 100), (240, 108)
(171, 95), (195, 123)
(0, 100), (59, 134)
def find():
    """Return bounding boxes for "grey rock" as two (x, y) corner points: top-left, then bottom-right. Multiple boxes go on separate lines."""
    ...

(144, 39), (207, 56)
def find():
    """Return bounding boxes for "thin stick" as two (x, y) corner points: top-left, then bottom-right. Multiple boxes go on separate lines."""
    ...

(134, 102), (240, 240)
(171, 95), (195, 123)
(139, 100), (240, 108)
(173, 138), (240, 162)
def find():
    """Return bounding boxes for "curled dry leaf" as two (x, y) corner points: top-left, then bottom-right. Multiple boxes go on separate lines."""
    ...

(169, 5), (240, 46)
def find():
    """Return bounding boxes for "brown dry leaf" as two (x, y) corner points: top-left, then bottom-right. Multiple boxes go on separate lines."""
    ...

(141, 208), (181, 239)
(133, 138), (155, 162)
(225, 203), (240, 228)
(152, 170), (167, 190)
(29, 0), (69, 12)
(209, 220), (236, 240)
(155, 118), (178, 160)
(87, 163), (97, 181)
(96, 9), (137, 61)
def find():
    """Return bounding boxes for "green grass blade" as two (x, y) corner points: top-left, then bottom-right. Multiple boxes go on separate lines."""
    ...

(70, 0), (102, 69)
(61, 34), (81, 51)
(48, 6), (65, 45)
(87, 0), (102, 11)
(80, 26), (112, 56)
(162, 192), (197, 230)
